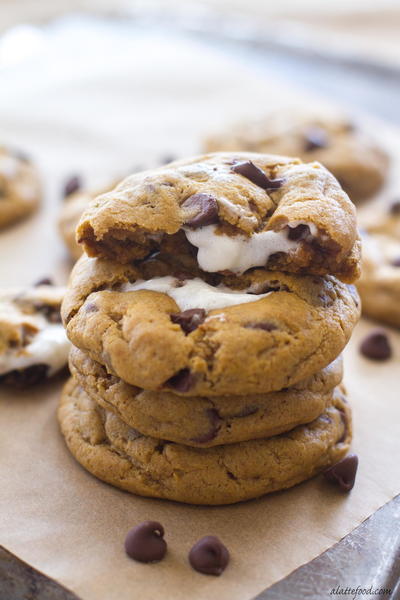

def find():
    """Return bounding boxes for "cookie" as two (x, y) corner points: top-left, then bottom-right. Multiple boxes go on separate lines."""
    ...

(59, 182), (116, 260)
(0, 146), (41, 229)
(59, 378), (352, 505)
(204, 110), (389, 203)
(61, 255), (360, 396)
(0, 284), (70, 385)
(70, 346), (343, 447)
(357, 227), (400, 327)
(76, 152), (360, 283)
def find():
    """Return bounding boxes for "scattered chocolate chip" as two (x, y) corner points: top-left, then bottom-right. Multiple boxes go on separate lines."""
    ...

(231, 161), (284, 190)
(389, 200), (400, 215)
(125, 521), (167, 563)
(34, 277), (54, 287)
(191, 409), (222, 443)
(391, 257), (400, 267)
(160, 154), (176, 165)
(244, 321), (277, 331)
(337, 409), (348, 444)
(324, 454), (358, 492)
(171, 308), (206, 334)
(165, 369), (195, 393)
(189, 536), (229, 576)
(304, 126), (329, 151)
(287, 224), (309, 241)
(360, 330), (392, 361)
(63, 175), (82, 198)
(182, 193), (219, 228)
(0, 364), (49, 386)
(34, 304), (62, 323)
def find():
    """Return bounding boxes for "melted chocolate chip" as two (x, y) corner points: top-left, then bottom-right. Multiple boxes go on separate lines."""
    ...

(191, 409), (222, 444)
(389, 200), (400, 215)
(34, 277), (54, 287)
(244, 321), (277, 331)
(189, 536), (229, 576)
(182, 193), (219, 228)
(0, 364), (49, 386)
(63, 175), (82, 198)
(125, 521), (167, 563)
(337, 409), (348, 444)
(360, 330), (392, 361)
(231, 161), (284, 190)
(287, 224), (309, 241)
(165, 369), (195, 393)
(171, 309), (206, 334)
(35, 304), (62, 323)
(324, 454), (358, 492)
(304, 126), (329, 151)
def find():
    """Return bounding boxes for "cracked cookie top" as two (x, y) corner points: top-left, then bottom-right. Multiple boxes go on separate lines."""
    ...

(76, 152), (361, 282)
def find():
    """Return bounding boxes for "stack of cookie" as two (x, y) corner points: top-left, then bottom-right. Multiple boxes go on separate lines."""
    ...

(59, 152), (361, 505)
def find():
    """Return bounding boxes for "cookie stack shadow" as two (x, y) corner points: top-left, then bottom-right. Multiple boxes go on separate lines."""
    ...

(58, 152), (361, 505)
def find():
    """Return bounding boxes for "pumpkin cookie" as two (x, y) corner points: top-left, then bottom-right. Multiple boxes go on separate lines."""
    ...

(0, 146), (41, 229)
(59, 378), (352, 505)
(76, 152), (360, 282)
(204, 111), (389, 203)
(62, 255), (360, 396)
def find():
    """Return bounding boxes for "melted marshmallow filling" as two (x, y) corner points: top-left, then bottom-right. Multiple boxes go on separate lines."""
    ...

(0, 301), (70, 376)
(184, 222), (317, 274)
(120, 276), (271, 312)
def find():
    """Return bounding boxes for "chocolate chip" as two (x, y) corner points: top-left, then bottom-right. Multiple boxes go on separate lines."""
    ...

(360, 330), (392, 361)
(34, 277), (54, 287)
(287, 224), (309, 241)
(231, 161), (284, 190)
(324, 454), (358, 492)
(125, 521), (167, 563)
(337, 409), (348, 444)
(391, 257), (400, 267)
(191, 409), (222, 444)
(389, 201), (400, 215)
(189, 536), (229, 576)
(34, 304), (62, 323)
(0, 364), (49, 386)
(182, 193), (219, 228)
(171, 308), (206, 334)
(63, 175), (82, 198)
(304, 126), (329, 151)
(165, 369), (195, 393)
(84, 302), (98, 313)
(244, 322), (277, 331)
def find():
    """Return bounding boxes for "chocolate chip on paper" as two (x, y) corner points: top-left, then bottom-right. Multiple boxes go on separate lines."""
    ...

(189, 535), (230, 576)
(324, 454), (358, 492)
(360, 330), (392, 361)
(125, 521), (167, 563)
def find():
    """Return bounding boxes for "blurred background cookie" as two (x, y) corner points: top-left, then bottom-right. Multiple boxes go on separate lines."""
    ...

(204, 109), (389, 204)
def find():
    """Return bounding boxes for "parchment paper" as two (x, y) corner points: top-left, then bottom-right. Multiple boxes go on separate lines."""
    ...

(0, 18), (399, 600)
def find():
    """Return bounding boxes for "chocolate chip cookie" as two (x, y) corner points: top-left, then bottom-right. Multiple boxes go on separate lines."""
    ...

(59, 378), (352, 505)
(357, 206), (400, 327)
(204, 111), (389, 203)
(76, 152), (361, 282)
(0, 283), (70, 385)
(70, 346), (343, 447)
(59, 181), (117, 260)
(62, 255), (360, 396)
(0, 146), (41, 229)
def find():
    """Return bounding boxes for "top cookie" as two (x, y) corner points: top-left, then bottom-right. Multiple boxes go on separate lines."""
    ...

(76, 152), (360, 283)
(0, 146), (41, 229)
(204, 111), (389, 203)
